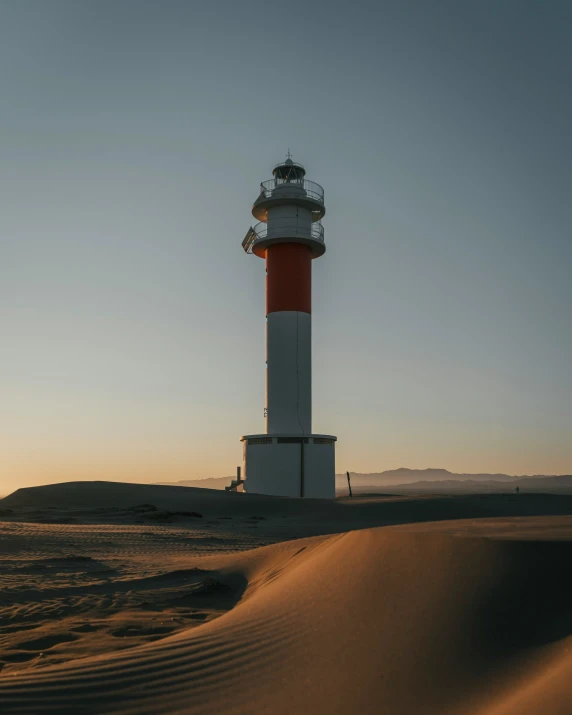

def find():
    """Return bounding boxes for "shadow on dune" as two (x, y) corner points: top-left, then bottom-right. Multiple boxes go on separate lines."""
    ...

(2, 525), (572, 714)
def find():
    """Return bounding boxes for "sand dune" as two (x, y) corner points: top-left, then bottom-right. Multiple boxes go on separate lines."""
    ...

(1, 480), (318, 515)
(2, 483), (572, 713)
(5, 480), (572, 525)
(2, 523), (572, 714)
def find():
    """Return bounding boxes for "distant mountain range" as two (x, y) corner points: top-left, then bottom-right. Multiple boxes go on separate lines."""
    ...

(155, 469), (572, 494)
(336, 469), (572, 494)
(337, 468), (523, 486)
(342, 476), (572, 495)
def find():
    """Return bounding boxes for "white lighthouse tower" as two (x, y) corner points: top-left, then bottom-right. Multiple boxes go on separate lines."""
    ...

(240, 156), (336, 498)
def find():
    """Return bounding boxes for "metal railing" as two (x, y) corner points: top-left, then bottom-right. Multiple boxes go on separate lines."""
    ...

(253, 220), (324, 243)
(257, 178), (324, 205)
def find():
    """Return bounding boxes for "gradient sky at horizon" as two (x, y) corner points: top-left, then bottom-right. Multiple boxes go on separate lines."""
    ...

(1, 0), (571, 494)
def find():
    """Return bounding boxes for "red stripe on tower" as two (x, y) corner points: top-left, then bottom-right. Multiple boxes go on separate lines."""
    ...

(266, 243), (312, 315)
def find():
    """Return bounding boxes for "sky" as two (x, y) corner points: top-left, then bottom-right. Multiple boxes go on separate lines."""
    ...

(1, 0), (571, 494)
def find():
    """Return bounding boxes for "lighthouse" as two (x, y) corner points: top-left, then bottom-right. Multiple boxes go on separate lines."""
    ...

(240, 156), (336, 498)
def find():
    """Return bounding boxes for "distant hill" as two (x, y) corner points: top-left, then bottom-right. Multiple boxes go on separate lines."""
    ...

(335, 468), (557, 487)
(336, 472), (572, 495)
(516, 474), (572, 491)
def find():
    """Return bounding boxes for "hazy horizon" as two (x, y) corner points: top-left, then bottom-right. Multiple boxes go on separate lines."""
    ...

(2, 0), (571, 495)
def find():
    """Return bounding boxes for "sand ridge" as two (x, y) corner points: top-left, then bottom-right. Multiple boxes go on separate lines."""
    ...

(2, 525), (572, 714)
(2, 482), (572, 713)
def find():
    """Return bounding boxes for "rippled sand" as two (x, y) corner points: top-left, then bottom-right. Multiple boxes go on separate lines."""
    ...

(2, 481), (572, 714)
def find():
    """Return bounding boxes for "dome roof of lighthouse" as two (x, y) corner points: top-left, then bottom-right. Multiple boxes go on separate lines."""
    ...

(272, 157), (306, 181)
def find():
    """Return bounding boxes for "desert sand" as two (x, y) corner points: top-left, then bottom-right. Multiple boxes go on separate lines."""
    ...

(1, 481), (572, 714)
